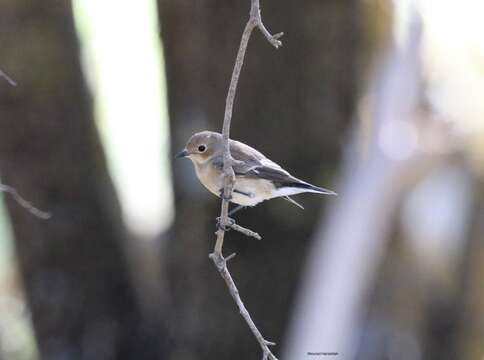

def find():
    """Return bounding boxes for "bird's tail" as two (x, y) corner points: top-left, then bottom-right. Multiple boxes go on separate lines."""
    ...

(289, 181), (337, 196)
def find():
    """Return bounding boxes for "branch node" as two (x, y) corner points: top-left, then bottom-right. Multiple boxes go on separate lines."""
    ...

(216, 216), (235, 232)
(262, 348), (278, 360)
(264, 340), (277, 346)
(209, 251), (226, 271)
(216, 217), (261, 240)
(251, 1), (283, 48)
(261, 29), (283, 48)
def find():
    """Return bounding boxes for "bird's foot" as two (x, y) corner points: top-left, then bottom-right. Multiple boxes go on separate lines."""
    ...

(216, 216), (235, 231)
(228, 205), (246, 216)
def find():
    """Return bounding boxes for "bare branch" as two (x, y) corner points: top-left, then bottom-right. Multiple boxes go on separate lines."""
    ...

(209, 0), (282, 359)
(0, 184), (51, 219)
(216, 217), (262, 240)
(214, 0), (282, 257)
(209, 252), (278, 360)
(229, 222), (262, 240)
(250, 0), (283, 49)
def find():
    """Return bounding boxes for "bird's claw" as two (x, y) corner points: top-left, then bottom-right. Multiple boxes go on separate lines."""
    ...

(216, 216), (235, 231)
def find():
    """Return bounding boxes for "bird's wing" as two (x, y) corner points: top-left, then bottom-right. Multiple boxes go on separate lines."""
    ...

(211, 139), (336, 195)
(211, 140), (298, 188)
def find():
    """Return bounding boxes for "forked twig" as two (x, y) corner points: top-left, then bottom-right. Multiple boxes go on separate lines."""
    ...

(209, 0), (282, 359)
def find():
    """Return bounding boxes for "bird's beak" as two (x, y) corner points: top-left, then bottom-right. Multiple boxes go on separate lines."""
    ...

(175, 149), (189, 159)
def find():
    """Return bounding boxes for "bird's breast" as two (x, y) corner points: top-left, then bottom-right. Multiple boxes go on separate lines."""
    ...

(194, 161), (223, 197)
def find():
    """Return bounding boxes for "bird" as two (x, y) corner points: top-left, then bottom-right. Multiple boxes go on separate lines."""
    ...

(175, 131), (336, 213)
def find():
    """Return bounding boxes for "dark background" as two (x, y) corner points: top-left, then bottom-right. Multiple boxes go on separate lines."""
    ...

(0, 1), (483, 360)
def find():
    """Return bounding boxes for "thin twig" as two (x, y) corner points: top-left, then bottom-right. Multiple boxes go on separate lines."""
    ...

(229, 222), (262, 240)
(209, 0), (282, 359)
(209, 252), (277, 360)
(0, 184), (51, 219)
(216, 217), (262, 240)
(214, 0), (282, 256)
(0, 68), (17, 87)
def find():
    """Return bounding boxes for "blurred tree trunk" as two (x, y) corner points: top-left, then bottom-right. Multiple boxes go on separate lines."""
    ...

(158, 1), (360, 358)
(455, 182), (484, 360)
(0, 1), (164, 359)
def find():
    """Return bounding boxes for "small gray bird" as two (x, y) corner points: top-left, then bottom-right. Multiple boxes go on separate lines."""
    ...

(176, 131), (336, 210)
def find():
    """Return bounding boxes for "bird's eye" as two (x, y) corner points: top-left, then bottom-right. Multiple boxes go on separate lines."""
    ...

(198, 145), (206, 152)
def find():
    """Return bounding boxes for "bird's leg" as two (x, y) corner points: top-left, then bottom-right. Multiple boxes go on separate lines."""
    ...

(217, 188), (234, 231)
(215, 205), (245, 231)
(217, 190), (249, 230)
(216, 216), (235, 231)
(228, 204), (246, 216)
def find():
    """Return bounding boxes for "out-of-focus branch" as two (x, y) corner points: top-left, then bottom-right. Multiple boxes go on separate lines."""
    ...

(0, 68), (17, 87)
(284, 9), (428, 359)
(0, 184), (50, 219)
(208, 0), (282, 359)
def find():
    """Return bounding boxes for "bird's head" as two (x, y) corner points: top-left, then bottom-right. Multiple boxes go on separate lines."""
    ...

(175, 131), (222, 164)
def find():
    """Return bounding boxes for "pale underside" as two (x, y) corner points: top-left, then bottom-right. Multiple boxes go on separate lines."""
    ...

(192, 157), (320, 206)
